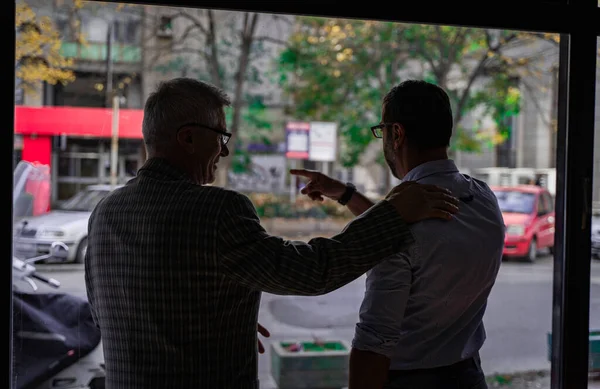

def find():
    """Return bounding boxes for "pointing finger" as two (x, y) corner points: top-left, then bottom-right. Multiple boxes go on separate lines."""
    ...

(290, 169), (317, 178)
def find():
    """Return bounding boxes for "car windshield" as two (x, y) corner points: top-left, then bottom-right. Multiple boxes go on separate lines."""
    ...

(493, 190), (536, 214)
(58, 189), (111, 212)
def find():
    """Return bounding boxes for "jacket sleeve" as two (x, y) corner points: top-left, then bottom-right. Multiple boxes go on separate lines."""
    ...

(84, 206), (99, 328)
(217, 192), (415, 296)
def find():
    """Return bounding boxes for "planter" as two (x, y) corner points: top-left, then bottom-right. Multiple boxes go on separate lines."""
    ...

(547, 329), (600, 371)
(270, 340), (351, 389)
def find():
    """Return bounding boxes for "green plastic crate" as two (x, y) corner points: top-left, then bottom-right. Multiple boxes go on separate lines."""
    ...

(547, 330), (600, 371)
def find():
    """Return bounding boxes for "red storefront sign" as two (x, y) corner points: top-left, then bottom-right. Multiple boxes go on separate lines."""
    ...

(14, 106), (145, 171)
(15, 106), (145, 139)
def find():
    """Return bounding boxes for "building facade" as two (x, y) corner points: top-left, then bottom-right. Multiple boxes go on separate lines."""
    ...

(14, 2), (600, 204)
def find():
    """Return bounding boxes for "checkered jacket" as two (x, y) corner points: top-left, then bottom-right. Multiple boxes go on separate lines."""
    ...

(84, 157), (414, 389)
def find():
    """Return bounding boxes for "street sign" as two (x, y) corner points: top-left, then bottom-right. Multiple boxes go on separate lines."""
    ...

(309, 121), (337, 162)
(285, 121), (310, 160)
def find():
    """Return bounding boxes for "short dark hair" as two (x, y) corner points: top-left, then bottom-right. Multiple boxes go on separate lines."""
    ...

(382, 80), (453, 149)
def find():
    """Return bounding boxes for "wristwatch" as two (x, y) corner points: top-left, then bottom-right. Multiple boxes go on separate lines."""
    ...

(338, 182), (356, 206)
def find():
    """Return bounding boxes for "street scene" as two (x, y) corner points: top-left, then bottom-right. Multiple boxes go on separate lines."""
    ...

(11, 0), (600, 388)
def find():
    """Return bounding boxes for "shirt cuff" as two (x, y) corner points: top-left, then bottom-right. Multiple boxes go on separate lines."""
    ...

(352, 322), (399, 360)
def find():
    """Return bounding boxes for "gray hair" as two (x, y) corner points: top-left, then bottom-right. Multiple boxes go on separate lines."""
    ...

(142, 78), (231, 152)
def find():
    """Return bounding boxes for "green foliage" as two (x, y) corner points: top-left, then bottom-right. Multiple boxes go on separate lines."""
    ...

(227, 95), (274, 173)
(279, 19), (532, 165)
(278, 18), (401, 166)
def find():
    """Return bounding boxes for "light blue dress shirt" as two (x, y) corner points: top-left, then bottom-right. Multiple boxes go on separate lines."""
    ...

(352, 159), (505, 370)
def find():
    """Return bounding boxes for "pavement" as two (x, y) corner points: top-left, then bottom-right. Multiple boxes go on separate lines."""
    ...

(29, 252), (600, 389)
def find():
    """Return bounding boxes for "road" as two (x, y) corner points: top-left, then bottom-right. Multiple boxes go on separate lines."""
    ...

(27, 254), (600, 388)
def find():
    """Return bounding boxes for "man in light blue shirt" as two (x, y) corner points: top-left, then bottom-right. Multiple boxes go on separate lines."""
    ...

(291, 80), (505, 389)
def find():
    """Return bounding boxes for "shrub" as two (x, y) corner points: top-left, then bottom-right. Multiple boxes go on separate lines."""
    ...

(246, 193), (353, 220)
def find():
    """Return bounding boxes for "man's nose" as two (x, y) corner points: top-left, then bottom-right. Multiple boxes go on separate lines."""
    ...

(220, 143), (230, 157)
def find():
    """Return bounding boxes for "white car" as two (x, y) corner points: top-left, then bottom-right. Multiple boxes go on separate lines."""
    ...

(13, 184), (121, 263)
(592, 214), (600, 260)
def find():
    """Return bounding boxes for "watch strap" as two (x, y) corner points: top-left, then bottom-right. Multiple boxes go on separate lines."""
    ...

(338, 182), (356, 205)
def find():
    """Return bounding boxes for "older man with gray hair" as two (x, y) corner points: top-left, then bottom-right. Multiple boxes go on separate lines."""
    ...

(84, 77), (459, 389)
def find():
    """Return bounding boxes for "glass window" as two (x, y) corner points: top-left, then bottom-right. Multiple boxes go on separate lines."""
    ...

(12, 2), (598, 389)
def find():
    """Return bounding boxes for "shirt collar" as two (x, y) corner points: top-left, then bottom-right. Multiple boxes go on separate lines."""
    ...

(402, 159), (459, 183)
(137, 157), (196, 184)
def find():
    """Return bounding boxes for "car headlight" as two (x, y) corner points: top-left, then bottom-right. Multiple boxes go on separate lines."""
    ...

(39, 228), (66, 238)
(506, 224), (525, 236)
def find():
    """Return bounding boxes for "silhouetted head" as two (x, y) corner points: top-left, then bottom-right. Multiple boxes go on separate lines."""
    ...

(376, 80), (453, 179)
(142, 77), (231, 185)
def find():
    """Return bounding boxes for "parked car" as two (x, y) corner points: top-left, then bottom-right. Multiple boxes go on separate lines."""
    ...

(592, 213), (600, 260)
(13, 184), (121, 263)
(491, 185), (555, 263)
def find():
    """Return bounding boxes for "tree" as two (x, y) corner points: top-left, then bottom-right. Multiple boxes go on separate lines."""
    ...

(15, 1), (79, 98)
(278, 18), (552, 171)
(145, 9), (291, 186)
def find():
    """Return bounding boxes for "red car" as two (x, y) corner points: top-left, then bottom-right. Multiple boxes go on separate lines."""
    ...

(491, 185), (555, 262)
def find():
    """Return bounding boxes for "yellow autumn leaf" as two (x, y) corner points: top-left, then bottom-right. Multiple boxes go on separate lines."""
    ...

(15, 2), (75, 95)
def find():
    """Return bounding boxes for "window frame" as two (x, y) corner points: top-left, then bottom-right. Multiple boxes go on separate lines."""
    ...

(7, 1), (599, 388)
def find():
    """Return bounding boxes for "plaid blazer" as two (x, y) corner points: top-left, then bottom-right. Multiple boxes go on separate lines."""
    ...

(84, 157), (414, 389)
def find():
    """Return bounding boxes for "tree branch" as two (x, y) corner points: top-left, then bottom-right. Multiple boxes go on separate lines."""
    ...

(206, 9), (223, 89)
(178, 22), (202, 43)
(521, 78), (552, 127)
(254, 35), (289, 46)
(173, 10), (208, 35)
(272, 14), (294, 26)
(455, 53), (490, 124)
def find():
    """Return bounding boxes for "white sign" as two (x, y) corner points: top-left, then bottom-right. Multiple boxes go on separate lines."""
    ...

(309, 122), (337, 162)
(285, 121), (310, 159)
(288, 133), (309, 153)
(228, 155), (287, 193)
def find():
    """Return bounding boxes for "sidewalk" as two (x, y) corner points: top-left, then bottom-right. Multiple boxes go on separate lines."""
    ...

(260, 370), (600, 389)
(485, 371), (600, 388)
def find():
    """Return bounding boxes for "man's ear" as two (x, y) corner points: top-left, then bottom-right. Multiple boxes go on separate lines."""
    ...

(393, 123), (405, 150)
(176, 129), (195, 154)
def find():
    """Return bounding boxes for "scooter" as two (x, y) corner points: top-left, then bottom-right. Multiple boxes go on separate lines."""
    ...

(12, 242), (106, 389)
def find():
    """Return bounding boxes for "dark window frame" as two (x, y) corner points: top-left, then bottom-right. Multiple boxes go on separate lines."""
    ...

(7, 1), (599, 388)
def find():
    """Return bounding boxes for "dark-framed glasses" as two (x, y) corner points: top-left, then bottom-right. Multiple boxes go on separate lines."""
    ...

(370, 123), (394, 138)
(177, 122), (232, 145)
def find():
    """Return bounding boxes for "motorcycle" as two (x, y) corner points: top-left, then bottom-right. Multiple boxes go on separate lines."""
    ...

(12, 242), (106, 389)
(12, 160), (105, 389)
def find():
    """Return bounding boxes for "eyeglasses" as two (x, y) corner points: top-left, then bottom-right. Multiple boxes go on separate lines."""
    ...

(177, 122), (232, 145)
(370, 123), (395, 138)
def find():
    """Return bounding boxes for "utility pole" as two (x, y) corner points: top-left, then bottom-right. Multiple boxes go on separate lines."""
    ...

(105, 21), (119, 187)
(105, 22), (113, 107)
(110, 94), (120, 187)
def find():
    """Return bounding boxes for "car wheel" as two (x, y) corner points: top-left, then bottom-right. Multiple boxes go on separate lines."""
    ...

(525, 238), (537, 263)
(75, 237), (88, 264)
